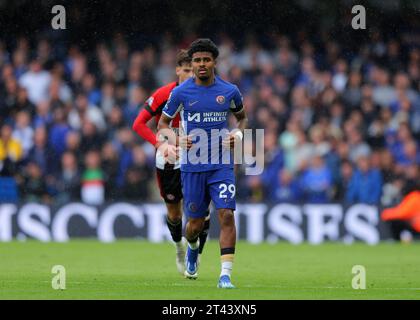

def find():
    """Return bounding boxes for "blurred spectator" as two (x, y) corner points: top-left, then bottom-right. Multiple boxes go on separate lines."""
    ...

(124, 86), (146, 126)
(12, 49), (28, 79)
(270, 169), (301, 203)
(49, 76), (72, 106)
(0, 77), (18, 125)
(13, 87), (36, 119)
(106, 106), (126, 139)
(308, 125), (331, 158)
(68, 93), (106, 132)
(101, 142), (120, 200)
(335, 160), (353, 201)
(19, 161), (50, 203)
(0, 124), (21, 202)
(329, 101), (345, 130)
(81, 150), (105, 205)
(12, 111), (34, 157)
(346, 155), (383, 204)
(398, 140), (420, 168)
(100, 81), (116, 116)
(332, 59), (348, 93)
(342, 71), (362, 109)
(346, 124), (371, 162)
(381, 175), (405, 207)
(33, 100), (53, 128)
(259, 131), (284, 197)
(82, 73), (101, 106)
(402, 164), (420, 196)
(27, 126), (57, 175)
(65, 130), (83, 167)
(246, 176), (264, 203)
(299, 154), (333, 203)
(0, 124), (23, 176)
(114, 128), (135, 188)
(380, 149), (397, 183)
(121, 145), (152, 201)
(18, 58), (51, 105)
(371, 66), (396, 108)
(80, 120), (105, 153)
(49, 107), (71, 162)
(55, 152), (81, 205)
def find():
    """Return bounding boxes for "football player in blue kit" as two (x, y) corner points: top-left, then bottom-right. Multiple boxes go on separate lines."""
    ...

(158, 39), (248, 289)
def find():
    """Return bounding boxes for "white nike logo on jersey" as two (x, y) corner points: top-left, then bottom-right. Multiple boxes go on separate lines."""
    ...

(189, 101), (199, 106)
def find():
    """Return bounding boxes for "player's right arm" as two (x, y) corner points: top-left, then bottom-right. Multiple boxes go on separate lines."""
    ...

(132, 89), (167, 149)
(132, 107), (159, 146)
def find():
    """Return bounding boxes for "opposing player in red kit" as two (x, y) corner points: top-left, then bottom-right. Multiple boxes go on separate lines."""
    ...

(132, 50), (210, 274)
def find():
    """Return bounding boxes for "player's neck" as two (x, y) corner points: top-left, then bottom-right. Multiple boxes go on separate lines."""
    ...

(195, 74), (216, 87)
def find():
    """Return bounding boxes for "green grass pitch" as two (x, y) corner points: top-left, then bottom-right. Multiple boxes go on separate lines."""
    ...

(0, 240), (419, 299)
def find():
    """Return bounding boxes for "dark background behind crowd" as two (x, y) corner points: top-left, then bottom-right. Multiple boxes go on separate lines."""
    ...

(0, 0), (419, 206)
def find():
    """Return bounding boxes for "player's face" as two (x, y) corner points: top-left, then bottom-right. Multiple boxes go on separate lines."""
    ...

(191, 52), (216, 81)
(176, 63), (193, 83)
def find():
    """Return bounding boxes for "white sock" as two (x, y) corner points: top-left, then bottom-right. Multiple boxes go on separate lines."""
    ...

(188, 239), (199, 250)
(175, 240), (184, 250)
(220, 261), (233, 277)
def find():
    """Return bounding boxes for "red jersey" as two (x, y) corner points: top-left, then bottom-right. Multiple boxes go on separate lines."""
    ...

(132, 81), (180, 146)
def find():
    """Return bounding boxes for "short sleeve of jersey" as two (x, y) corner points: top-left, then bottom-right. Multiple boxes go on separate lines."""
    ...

(144, 82), (176, 116)
(162, 88), (183, 119)
(143, 95), (158, 115)
(230, 86), (244, 113)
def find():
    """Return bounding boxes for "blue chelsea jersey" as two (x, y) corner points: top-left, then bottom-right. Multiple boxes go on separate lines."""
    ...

(162, 76), (244, 172)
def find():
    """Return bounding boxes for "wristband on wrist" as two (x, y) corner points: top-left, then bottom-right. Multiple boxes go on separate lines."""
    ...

(234, 130), (244, 140)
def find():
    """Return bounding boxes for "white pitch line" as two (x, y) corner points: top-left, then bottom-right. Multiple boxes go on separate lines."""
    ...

(31, 281), (420, 291)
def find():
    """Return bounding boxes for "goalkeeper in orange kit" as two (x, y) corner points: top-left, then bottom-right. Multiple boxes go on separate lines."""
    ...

(381, 177), (420, 240)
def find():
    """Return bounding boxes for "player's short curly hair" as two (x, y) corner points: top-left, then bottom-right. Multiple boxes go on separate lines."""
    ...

(176, 49), (191, 66)
(187, 38), (219, 59)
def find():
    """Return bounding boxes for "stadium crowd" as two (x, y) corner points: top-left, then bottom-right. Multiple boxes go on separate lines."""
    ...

(0, 31), (419, 206)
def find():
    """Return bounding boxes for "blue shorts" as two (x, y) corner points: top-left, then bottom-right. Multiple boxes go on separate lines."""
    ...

(181, 168), (236, 218)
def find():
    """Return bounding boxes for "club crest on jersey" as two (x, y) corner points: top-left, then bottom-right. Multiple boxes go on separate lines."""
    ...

(216, 95), (225, 104)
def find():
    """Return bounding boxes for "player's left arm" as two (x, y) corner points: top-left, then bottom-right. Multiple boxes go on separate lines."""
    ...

(224, 108), (248, 149)
(232, 108), (248, 133)
(224, 87), (248, 148)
